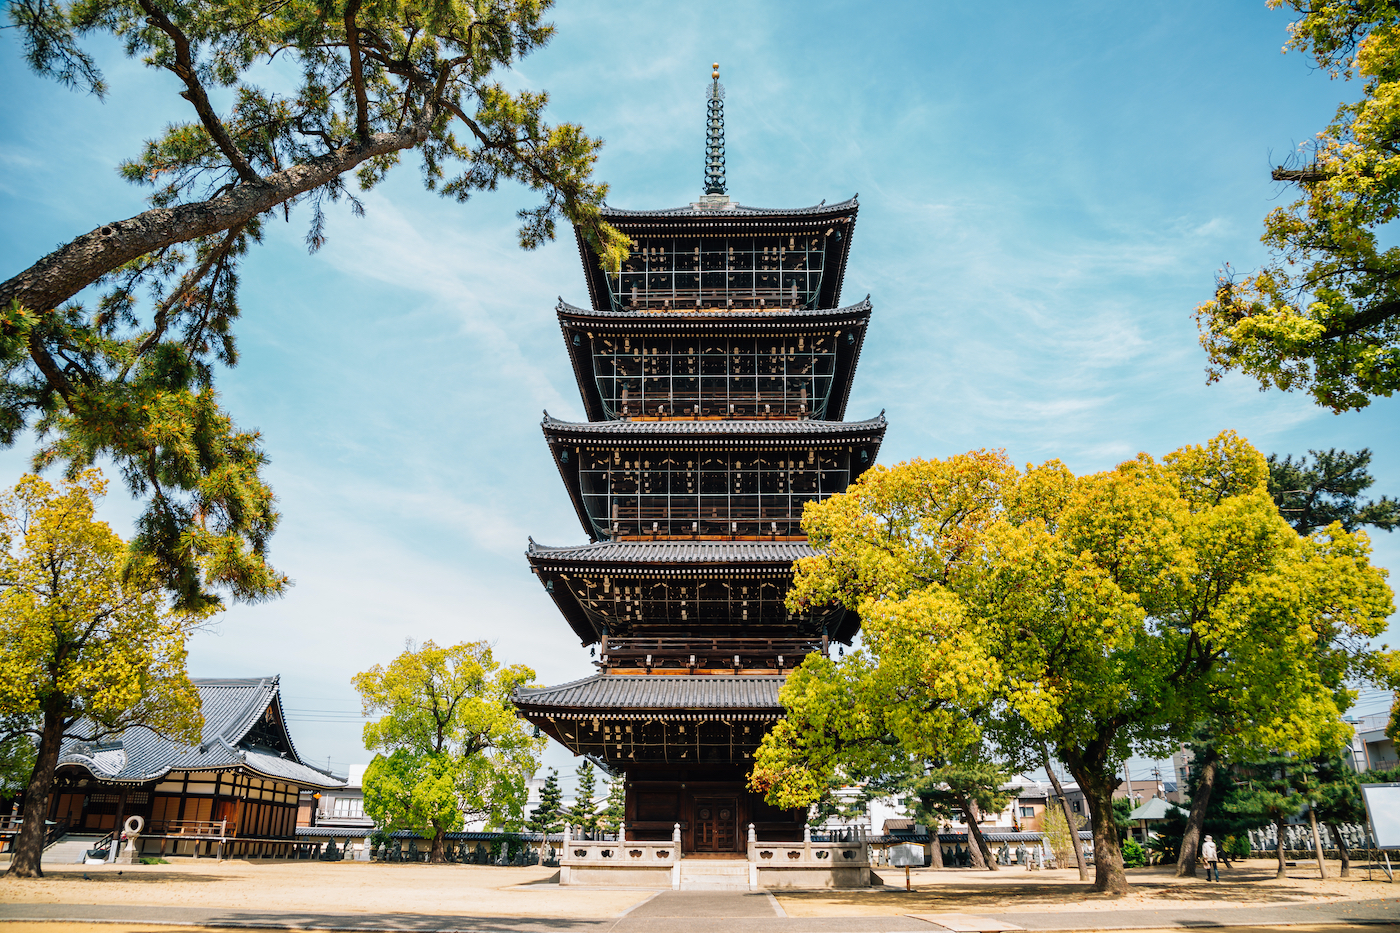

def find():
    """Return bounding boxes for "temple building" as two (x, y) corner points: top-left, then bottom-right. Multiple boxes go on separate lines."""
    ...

(514, 66), (883, 874)
(42, 676), (343, 859)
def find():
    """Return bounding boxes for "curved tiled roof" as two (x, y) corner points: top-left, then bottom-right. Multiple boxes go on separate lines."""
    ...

(514, 674), (784, 711)
(57, 676), (343, 788)
(541, 412), (886, 438)
(599, 196), (858, 219)
(527, 539), (816, 564)
(554, 295), (872, 323)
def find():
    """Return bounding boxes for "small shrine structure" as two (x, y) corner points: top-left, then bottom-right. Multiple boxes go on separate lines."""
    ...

(43, 676), (344, 859)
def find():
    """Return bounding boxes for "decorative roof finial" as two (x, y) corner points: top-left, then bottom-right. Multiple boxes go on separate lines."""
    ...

(704, 62), (726, 197)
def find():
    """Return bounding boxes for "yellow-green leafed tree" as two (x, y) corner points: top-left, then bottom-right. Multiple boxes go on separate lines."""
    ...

(0, 470), (209, 878)
(354, 640), (543, 863)
(1196, 2), (1400, 411)
(751, 432), (1394, 897)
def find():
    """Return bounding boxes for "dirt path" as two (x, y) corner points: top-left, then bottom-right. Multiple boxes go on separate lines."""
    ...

(0, 861), (650, 919)
(775, 861), (1400, 918)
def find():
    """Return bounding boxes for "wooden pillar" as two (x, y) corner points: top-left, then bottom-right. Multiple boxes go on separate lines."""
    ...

(108, 789), (127, 863)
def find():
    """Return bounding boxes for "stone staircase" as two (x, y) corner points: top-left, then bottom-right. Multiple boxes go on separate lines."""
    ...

(678, 857), (752, 890)
(43, 833), (109, 865)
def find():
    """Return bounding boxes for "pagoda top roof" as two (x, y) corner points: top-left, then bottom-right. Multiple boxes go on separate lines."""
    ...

(514, 673), (784, 715)
(541, 411), (886, 442)
(527, 539), (816, 565)
(574, 196), (858, 313)
(555, 295), (872, 324)
(598, 196), (857, 222)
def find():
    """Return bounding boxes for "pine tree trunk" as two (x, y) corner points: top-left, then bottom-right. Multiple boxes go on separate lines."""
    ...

(1041, 743), (1088, 881)
(1274, 817), (1287, 879)
(7, 705), (67, 878)
(955, 792), (996, 871)
(1308, 804), (1327, 879)
(1326, 821), (1350, 878)
(1176, 752), (1218, 878)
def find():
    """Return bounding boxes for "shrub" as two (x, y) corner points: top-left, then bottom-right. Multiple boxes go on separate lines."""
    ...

(1121, 837), (1147, 868)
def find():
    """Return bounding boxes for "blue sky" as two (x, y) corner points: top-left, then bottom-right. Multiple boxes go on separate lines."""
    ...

(2, 0), (1397, 789)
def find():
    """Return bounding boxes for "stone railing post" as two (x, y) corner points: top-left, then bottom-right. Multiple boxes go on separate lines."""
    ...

(671, 823), (683, 890)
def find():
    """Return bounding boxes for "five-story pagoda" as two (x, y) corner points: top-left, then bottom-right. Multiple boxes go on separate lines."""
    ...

(515, 66), (884, 858)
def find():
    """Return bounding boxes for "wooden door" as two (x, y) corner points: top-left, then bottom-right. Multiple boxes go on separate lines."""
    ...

(692, 797), (737, 853)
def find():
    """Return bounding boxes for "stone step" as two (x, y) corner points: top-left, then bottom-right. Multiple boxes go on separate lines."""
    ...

(44, 834), (109, 865)
(679, 859), (752, 890)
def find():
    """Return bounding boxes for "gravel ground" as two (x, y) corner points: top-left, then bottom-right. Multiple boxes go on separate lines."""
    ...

(774, 860), (1400, 918)
(0, 861), (650, 920)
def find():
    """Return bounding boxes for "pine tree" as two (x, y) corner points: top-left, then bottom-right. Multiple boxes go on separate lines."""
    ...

(1311, 755), (1365, 877)
(600, 777), (626, 837)
(569, 761), (599, 837)
(909, 759), (1018, 871)
(527, 769), (564, 836)
(1226, 752), (1304, 879)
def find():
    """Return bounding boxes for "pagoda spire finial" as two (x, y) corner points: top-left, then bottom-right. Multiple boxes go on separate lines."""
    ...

(703, 62), (726, 197)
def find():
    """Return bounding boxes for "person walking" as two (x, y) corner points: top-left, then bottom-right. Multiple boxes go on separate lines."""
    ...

(1201, 834), (1219, 882)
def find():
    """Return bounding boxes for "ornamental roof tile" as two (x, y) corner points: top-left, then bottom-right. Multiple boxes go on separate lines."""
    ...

(57, 677), (343, 788)
(526, 539), (816, 564)
(514, 674), (784, 711)
(599, 197), (858, 220)
(555, 296), (871, 323)
(540, 412), (886, 438)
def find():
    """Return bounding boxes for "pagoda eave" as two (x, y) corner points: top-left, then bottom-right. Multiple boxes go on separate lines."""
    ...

(555, 297), (872, 422)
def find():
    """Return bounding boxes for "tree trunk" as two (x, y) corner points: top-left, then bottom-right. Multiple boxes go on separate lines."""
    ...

(1041, 743), (1088, 881)
(430, 825), (447, 864)
(0, 122), (432, 317)
(1274, 817), (1287, 879)
(1175, 750), (1218, 878)
(1308, 804), (1327, 879)
(1063, 750), (1130, 895)
(1326, 821), (1350, 878)
(955, 792), (996, 871)
(930, 828), (944, 869)
(7, 705), (67, 878)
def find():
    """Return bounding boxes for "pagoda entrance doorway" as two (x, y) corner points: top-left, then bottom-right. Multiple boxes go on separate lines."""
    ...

(692, 797), (738, 853)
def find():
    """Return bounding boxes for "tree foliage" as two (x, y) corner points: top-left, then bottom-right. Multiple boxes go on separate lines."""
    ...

(353, 639), (542, 863)
(568, 760), (598, 836)
(526, 767), (563, 836)
(1, 0), (629, 609)
(0, 469), (207, 877)
(1195, 1), (1400, 411)
(751, 432), (1394, 896)
(1039, 800), (1083, 869)
(599, 774), (625, 835)
(1268, 448), (1399, 535)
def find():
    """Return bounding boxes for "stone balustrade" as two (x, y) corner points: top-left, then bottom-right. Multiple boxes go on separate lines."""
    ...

(559, 823), (681, 886)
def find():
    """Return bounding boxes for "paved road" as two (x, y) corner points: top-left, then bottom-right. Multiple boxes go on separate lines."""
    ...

(1, 893), (1398, 932)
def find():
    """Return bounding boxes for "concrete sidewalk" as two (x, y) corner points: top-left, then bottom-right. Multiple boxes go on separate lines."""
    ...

(1, 893), (1398, 932)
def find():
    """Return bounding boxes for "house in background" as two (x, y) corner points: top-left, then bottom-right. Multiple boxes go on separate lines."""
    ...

(1346, 711), (1398, 772)
(298, 763), (371, 833)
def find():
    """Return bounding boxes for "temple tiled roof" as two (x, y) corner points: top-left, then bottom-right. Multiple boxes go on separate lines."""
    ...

(57, 677), (343, 788)
(514, 674), (784, 712)
(599, 197), (858, 219)
(526, 539), (816, 564)
(555, 295), (872, 322)
(541, 412), (886, 438)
